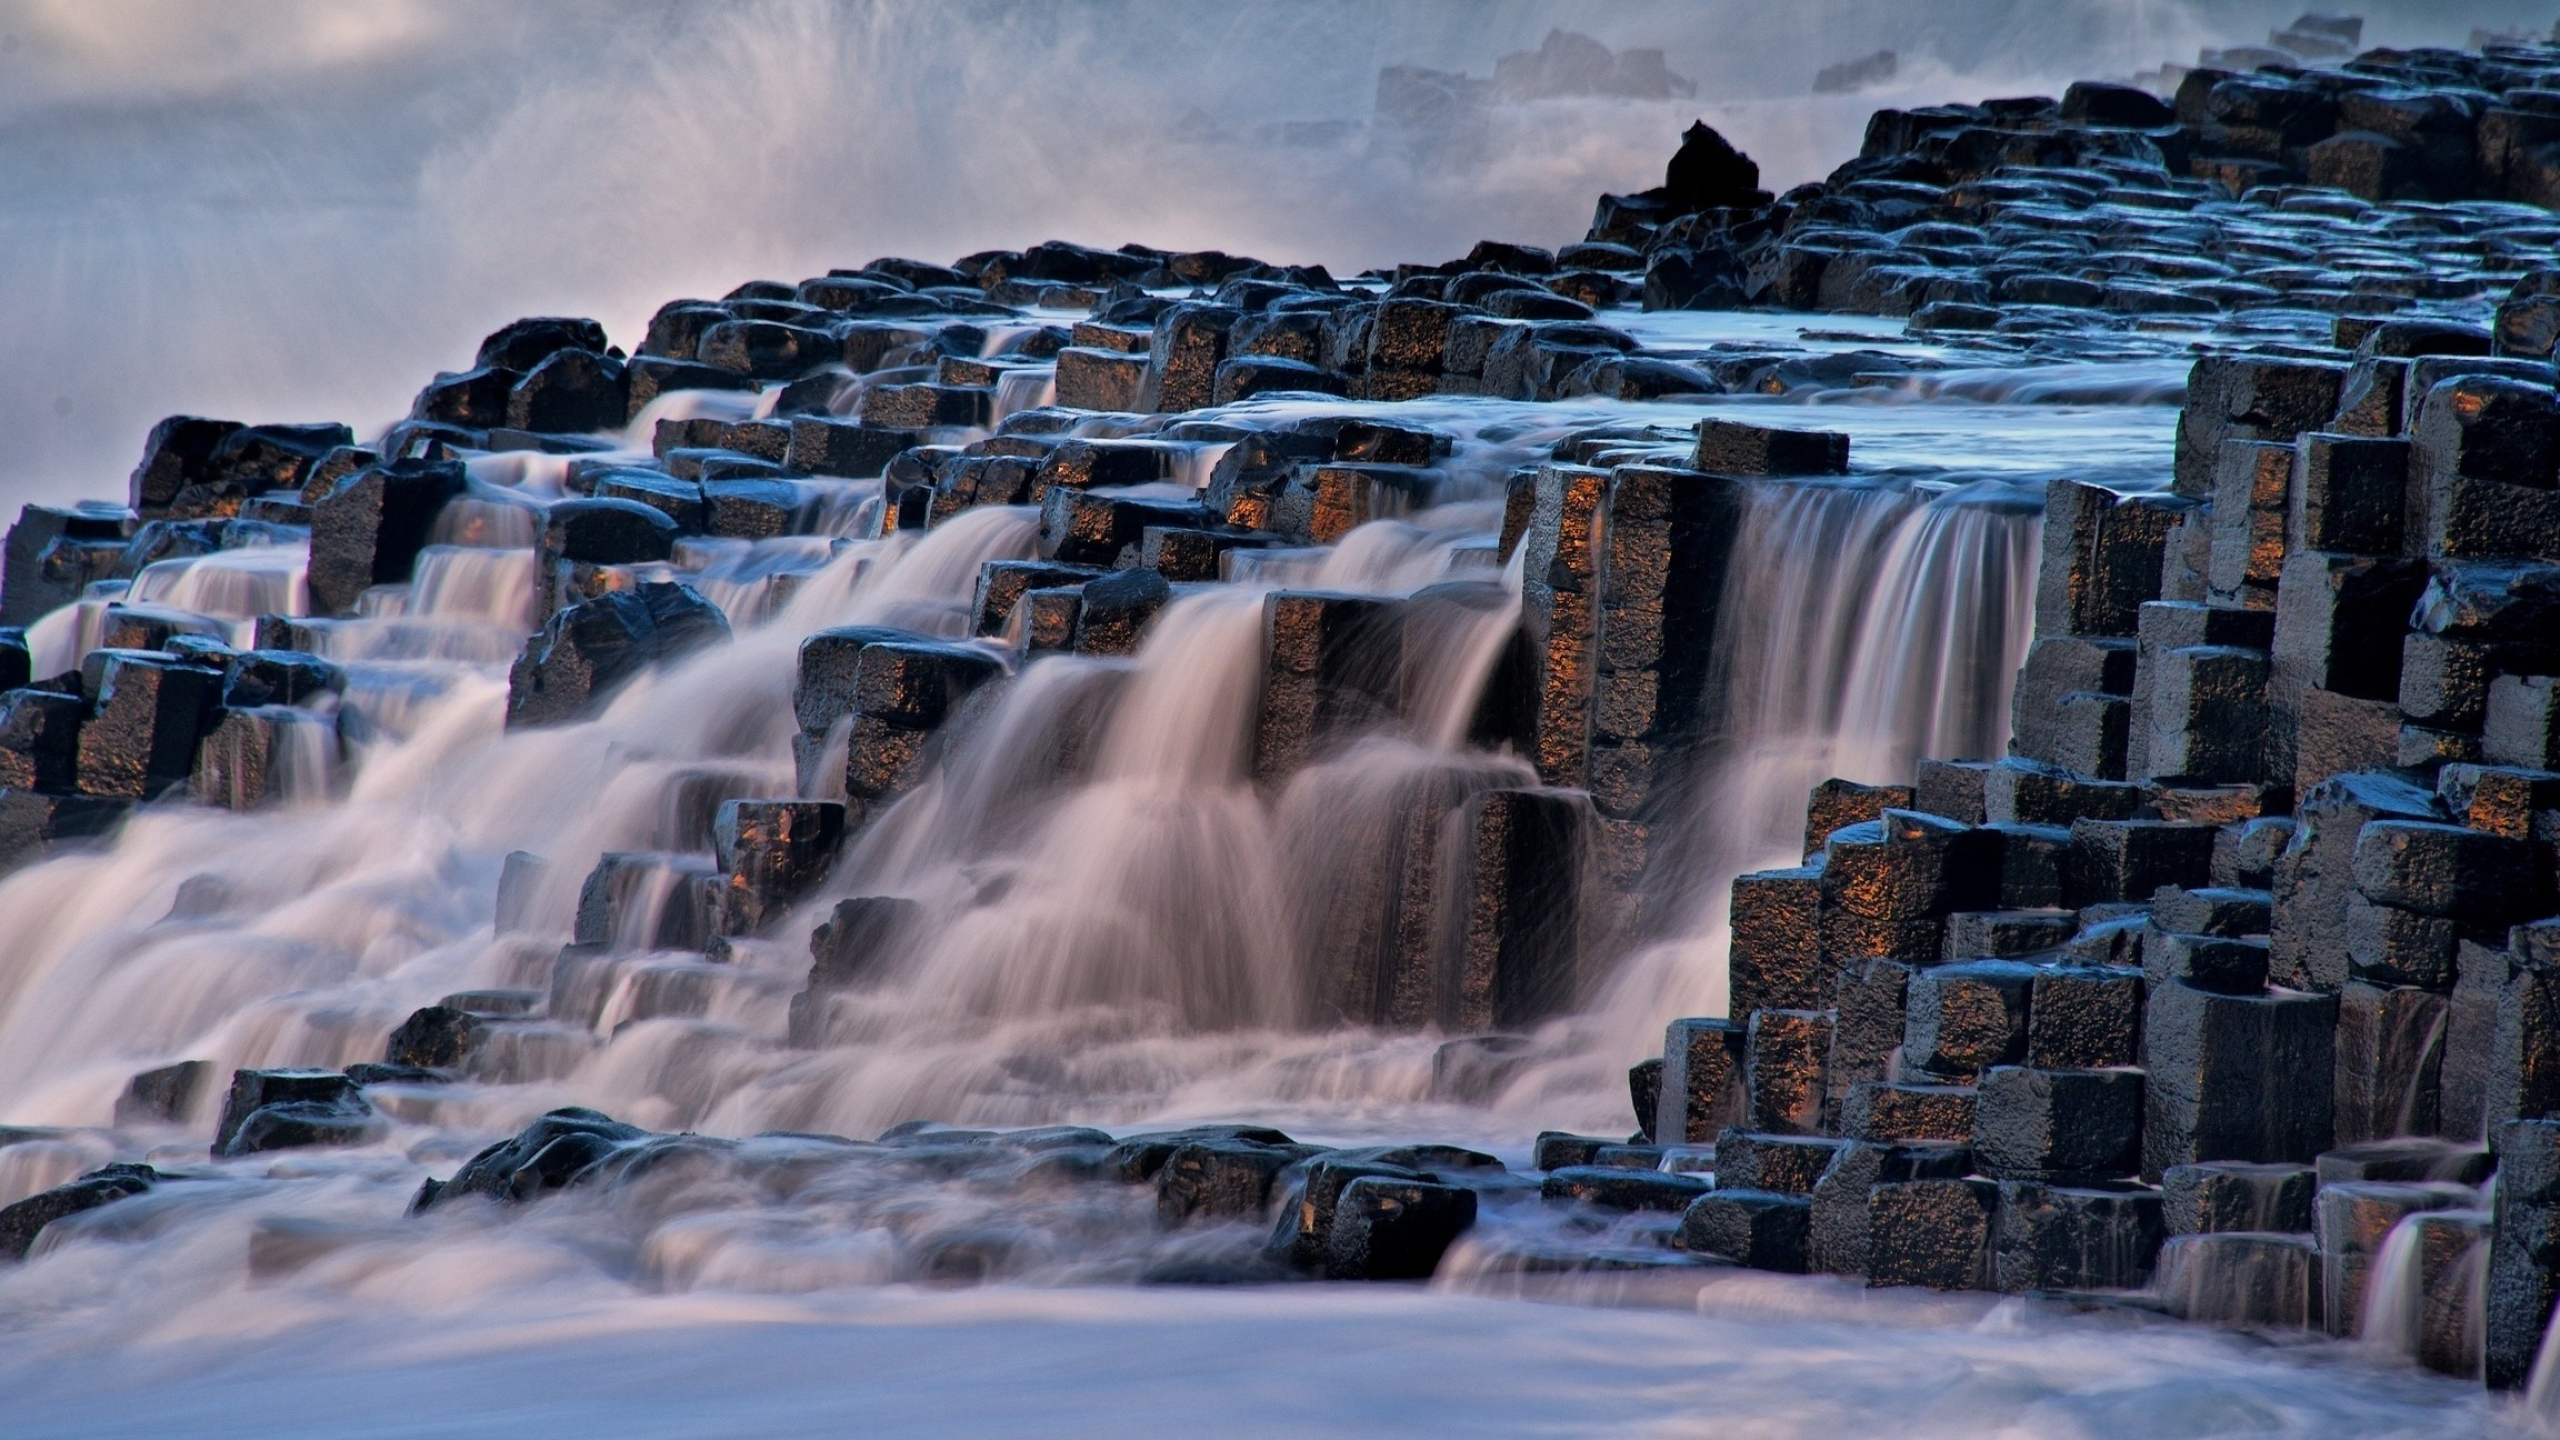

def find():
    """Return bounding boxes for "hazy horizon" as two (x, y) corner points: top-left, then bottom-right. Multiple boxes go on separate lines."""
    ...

(0, 0), (2548, 511)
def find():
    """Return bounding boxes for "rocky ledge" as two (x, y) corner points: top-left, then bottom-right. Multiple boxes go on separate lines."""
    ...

(2, 18), (2560, 1400)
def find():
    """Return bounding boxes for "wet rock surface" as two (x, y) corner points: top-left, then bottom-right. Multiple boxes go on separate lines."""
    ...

(4, 23), (2560, 1412)
(0, 1163), (162, 1262)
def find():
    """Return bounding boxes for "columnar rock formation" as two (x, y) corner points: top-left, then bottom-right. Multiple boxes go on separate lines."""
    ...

(0, 24), (2557, 1399)
(1640, 318), (2560, 1380)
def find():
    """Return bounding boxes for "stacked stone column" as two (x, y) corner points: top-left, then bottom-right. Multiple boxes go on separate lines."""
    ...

(1647, 342), (2560, 1374)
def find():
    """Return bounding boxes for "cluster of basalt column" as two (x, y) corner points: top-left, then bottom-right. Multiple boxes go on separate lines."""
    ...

(1636, 47), (2560, 326)
(1594, 328), (2560, 1385)
(8, 26), (2560, 1390)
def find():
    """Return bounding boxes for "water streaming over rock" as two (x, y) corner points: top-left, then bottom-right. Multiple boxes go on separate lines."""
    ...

(1593, 476), (2042, 1030)
(3, 8), (2546, 1424)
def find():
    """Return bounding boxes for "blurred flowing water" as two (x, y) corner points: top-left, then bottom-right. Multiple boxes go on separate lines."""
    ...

(0, 1), (2540, 1433)
(0, 349), (2500, 1435)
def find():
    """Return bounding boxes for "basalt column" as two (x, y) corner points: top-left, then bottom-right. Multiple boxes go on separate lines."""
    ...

(1518, 457), (1743, 919)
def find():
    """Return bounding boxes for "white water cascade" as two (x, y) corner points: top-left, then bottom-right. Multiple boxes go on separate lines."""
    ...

(0, 339), (2507, 1436)
(1584, 476), (2042, 1043)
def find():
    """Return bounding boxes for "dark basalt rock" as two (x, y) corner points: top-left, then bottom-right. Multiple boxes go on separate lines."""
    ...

(1073, 568), (1171, 658)
(851, 641), (1004, 731)
(110, 518), (222, 580)
(1139, 526), (1276, 582)
(2492, 1118), (2560, 1387)
(585, 471), (706, 530)
(420, 1107), (651, 1209)
(0, 789), (130, 871)
(221, 649), (340, 709)
(115, 1060), (210, 1126)
(1252, 590), (1400, 785)
(1656, 1018), (1745, 1144)
(2060, 81), (2172, 129)
(1691, 420), (1849, 478)
(793, 622), (916, 737)
(2064, 819), (2216, 906)
(571, 850), (720, 950)
(1104, 1125), (1300, 1184)
(1679, 1188), (1811, 1271)
(624, 357), (756, 419)
(507, 349), (628, 434)
(192, 710), (299, 811)
(1626, 1057), (1663, 1142)
(542, 497), (679, 568)
(1972, 1065), (2143, 1180)
(1712, 1130), (1844, 1196)
(1728, 868), (1822, 1014)
(1743, 1008), (1832, 1134)
(1865, 1175), (1998, 1290)
(713, 799), (845, 935)
(2, 503), (131, 624)
(788, 417), (917, 478)
(2407, 380), (2560, 565)
(2316, 1138), (2494, 1188)
(1156, 1138), (1318, 1225)
(1540, 1165), (1711, 1212)
(971, 561), (1102, 637)
(129, 416), (244, 515)
(2143, 929), (2271, 997)
(213, 423), (354, 484)
(0, 1163), (161, 1262)
(701, 478), (802, 539)
(1839, 1081), (1976, 1143)
(384, 1005), (485, 1071)
(1269, 1155), (1425, 1270)
(2353, 820), (2546, 920)
(30, 39), (2560, 1368)
(1901, 961), (2036, 1078)
(0, 687), (83, 792)
(2141, 980), (2337, 1180)
(1530, 1133), (1616, 1171)
(1808, 1139), (1973, 1277)
(694, 317), (831, 381)
(1661, 120), (1767, 212)
(308, 458), (468, 617)
(413, 367), (519, 429)
(1802, 778), (1911, 856)
(1326, 1177), (1478, 1280)
(640, 302), (728, 360)
(2163, 1160), (2316, 1235)
(479, 317), (610, 372)
(212, 1068), (377, 1158)
(795, 901), (919, 1027)
(1213, 356), (1346, 404)
(1992, 1179), (2164, 1292)
(1642, 246), (1749, 311)
(1942, 909), (2075, 960)
(505, 582), (731, 729)
(73, 651), (222, 800)
(2271, 771), (2441, 992)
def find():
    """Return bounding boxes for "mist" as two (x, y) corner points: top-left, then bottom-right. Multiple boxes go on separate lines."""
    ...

(0, 0), (2546, 511)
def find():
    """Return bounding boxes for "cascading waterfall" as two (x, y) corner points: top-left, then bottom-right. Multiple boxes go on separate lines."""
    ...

(0, 377), (2509, 1434)
(125, 544), (311, 627)
(2363, 1205), (2493, 1382)
(1582, 476), (2042, 1040)
(2151, 1232), (2323, 1329)
(2527, 1289), (2560, 1423)
(2, 3), (2545, 1427)
(0, 444), (1562, 1143)
(0, 381), (2067, 1153)
(0, 506), (1004, 1125)
(993, 367), (1060, 421)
